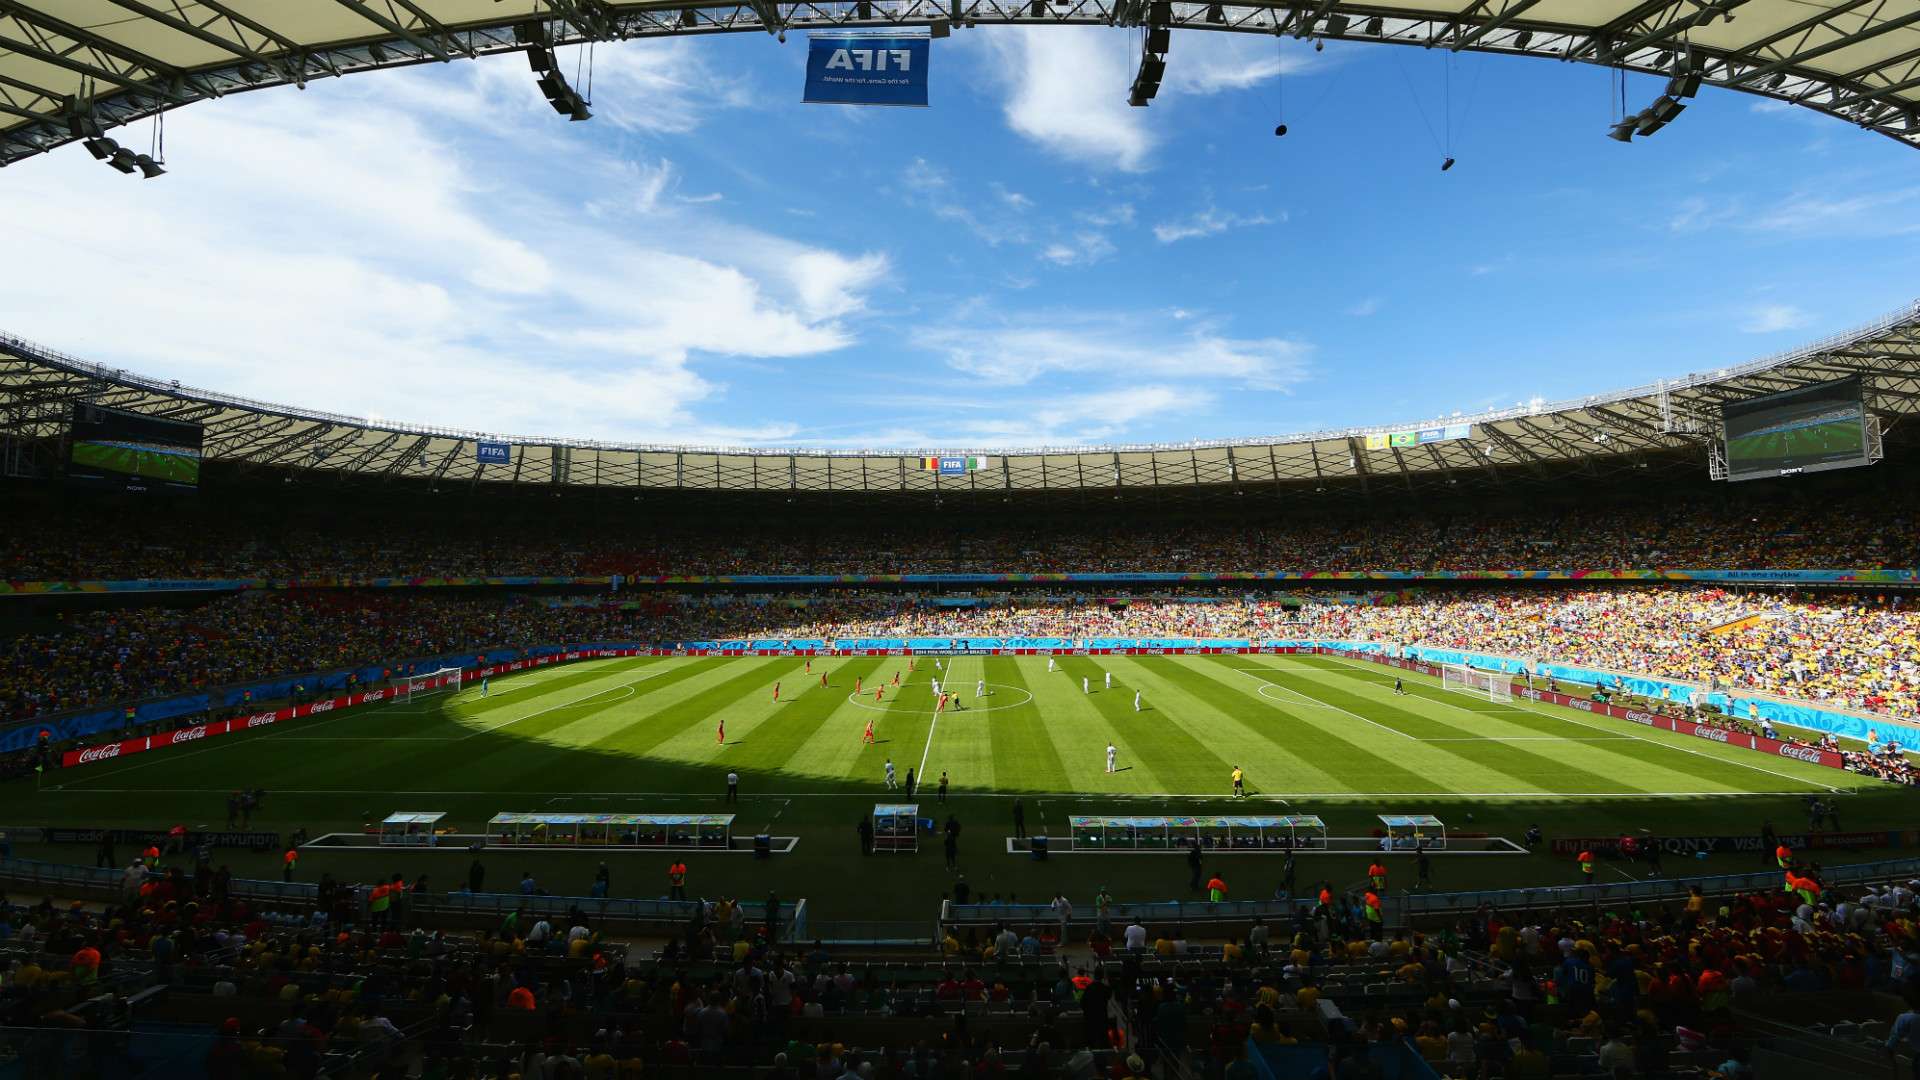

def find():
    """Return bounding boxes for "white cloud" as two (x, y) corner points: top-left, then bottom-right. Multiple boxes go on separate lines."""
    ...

(980, 28), (1153, 172)
(993, 183), (1035, 210)
(1345, 297), (1382, 317)
(804, 385), (1217, 448)
(1742, 304), (1813, 334)
(913, 312), (1311, 390)
(1152, 207), (1281, 243)
(898, 157), (1031, 246)
(1040, 232), (1118, 266)
(0, 67), (883, 444)
(1160, 32), (1323, 95)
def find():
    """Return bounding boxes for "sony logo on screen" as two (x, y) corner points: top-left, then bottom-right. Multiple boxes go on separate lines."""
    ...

(825, 48), (914, 72)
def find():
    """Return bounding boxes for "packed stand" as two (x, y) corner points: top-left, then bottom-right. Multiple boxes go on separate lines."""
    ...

(5, 484), (1919, 581)
(1315, 586), (1920, 724)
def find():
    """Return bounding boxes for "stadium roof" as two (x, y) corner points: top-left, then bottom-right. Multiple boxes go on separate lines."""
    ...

(2, 0), (1919, 169)
(2, 298), (1916, 492)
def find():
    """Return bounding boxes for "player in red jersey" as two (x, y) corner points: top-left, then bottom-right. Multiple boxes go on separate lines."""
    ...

(821, 672), (828, 688)
(856, 676), (862, 693)
(876, 687), (885, 702)
(716, 719), (725, 744)
(892, 671), (900, 687)
(772, 682), (780, 703)
(863, 719), (875, 744)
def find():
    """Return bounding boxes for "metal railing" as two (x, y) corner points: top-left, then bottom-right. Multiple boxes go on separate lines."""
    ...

(1397, 856), (1920, 917)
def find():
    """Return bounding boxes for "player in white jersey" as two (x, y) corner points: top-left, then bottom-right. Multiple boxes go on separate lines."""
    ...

(1083, 677), (1090, 694)
(976, 679), (984, 698)
(1047, 657), (1056, 672)
(1106, 743), (1117, 773)
(1104, 671), (1112, 690)
(884, 759), (897, 788)
(932, 678), (941, 696)
(1134, 690), (1142, 712)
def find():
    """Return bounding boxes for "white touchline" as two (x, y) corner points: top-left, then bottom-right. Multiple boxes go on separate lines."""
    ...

(1311, 653), (1841, 795)
(1229, 663), (1417, 740)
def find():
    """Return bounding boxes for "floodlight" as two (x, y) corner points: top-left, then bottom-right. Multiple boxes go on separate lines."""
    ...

(1607, 119), (1636, 142)
(135, 153), (166, 179)
(85, 136), (117, 160)
(1647, 95), (1686, 122)
(1441, 156), (1455, 171)
(1365, 16), (1383, 33)
(1667, 71), (1701, 97)
(1324, 13), (1348, 35)
(108, 147), (139, 173)
(1514, 30), (1531, 48)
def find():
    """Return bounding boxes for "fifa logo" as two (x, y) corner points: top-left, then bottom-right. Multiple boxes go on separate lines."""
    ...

(824, 48), (913, 72)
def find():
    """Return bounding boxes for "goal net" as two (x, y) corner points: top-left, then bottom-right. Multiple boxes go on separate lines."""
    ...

(395, 667), (463, 705)
(1442, 664), (1512, 703)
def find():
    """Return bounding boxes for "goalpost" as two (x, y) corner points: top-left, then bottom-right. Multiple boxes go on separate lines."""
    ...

(394, 667), (463, 705)
(1442, 664), (1512, 703)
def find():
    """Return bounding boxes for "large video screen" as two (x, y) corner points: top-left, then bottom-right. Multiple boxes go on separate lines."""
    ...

(1721, 376), (1870, 482)
(68, 404), (204, 492)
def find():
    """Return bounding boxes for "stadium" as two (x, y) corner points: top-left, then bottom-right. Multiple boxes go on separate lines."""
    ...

(4, 1), (1920, 1077)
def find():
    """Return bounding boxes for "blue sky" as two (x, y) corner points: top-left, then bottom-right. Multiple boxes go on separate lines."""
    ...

(1, 28), (1916, 449)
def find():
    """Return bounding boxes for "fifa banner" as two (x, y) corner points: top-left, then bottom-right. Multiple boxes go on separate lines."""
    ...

(1364, 423), (1472, 451)
(475, 441), (512, 465)
(921, 455), (993, 476)
(803, 35), (930, 107)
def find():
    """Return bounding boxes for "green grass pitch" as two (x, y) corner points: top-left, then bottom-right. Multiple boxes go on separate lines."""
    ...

(1725, 418), (1864, 465)
(4, 654), (1902, 924)
(71, 441), (201, 484)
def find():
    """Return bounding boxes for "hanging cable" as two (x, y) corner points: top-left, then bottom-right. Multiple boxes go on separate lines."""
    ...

(1274, 34), (1287, 135)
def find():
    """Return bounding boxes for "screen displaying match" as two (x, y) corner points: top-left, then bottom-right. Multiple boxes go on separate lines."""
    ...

(1721, 375), (1870, 482)
(68, 403), (204, 492)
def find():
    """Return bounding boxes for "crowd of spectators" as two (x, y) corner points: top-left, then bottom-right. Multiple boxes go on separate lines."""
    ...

(1313, 586), (1920, 723)
(5, 485), (1919, 581)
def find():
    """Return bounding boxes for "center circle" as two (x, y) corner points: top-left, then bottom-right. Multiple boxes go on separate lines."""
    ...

(845, 683), (1035, 714)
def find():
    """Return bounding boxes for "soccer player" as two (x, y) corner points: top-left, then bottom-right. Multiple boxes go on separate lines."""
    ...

(1393, 678), (1406, 696)
(884, 758), (897, 788)
(893, 671), (900, 687)
(856, 676), (862, 694)
(716, 719), (725, 744)
(1047, 657), (1056, 673)
(1106, 743), (1117, 773)
(805, 659), (811, 674)
(935, 659), (943, 671)
(1104, 671), (1112, 690)
(864, 719), (875, 744)
(481, 676), (489, 697)
(1083, 677), (1090, 694)
(938, 692), (948, 713)
(821, 673), (828, 689)
(876, 687), (885, 703)
(932, 678), (941, 696)
(1231, 765), (1245, 798)
(726, 770), (739, 803)
(976, 679), (984, 698)
(772, 682), (780, 703)
(938, 771), (950, 802)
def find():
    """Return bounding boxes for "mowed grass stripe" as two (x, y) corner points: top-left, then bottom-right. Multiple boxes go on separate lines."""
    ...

(729, 656), (896, 781)
(1117, 655), (1350, 794)
(307, 658), (734, 794)
(982, 657), (1069, 793)
(827, 658), (935, 787)
(1254, 656), (1644, 793)
(1028, 658), (1173, 793)
(1297, 655), (1836, 794)
(929, 655), (1003, 792)
(57, 657), (679, 793)
(1193, 655), (1447, 795)
(1059, 656), (1228, 793)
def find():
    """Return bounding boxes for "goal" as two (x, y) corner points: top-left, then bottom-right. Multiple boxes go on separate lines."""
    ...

(394, 667), (463, 705)
(1442, 664), (1512, 703)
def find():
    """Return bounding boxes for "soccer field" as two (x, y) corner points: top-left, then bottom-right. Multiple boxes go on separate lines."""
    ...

(6, 653), (1897, 921)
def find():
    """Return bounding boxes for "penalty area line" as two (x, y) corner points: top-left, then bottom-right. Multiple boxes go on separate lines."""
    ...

(1228, 664), (1416, 740)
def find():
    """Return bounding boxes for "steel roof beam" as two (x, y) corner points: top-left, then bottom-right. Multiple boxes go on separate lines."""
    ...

(1726, 7), (1920, 88)
(98, 0), (272, 64)
(329, 0), (454, 61)
(0, 31), (173, 98)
